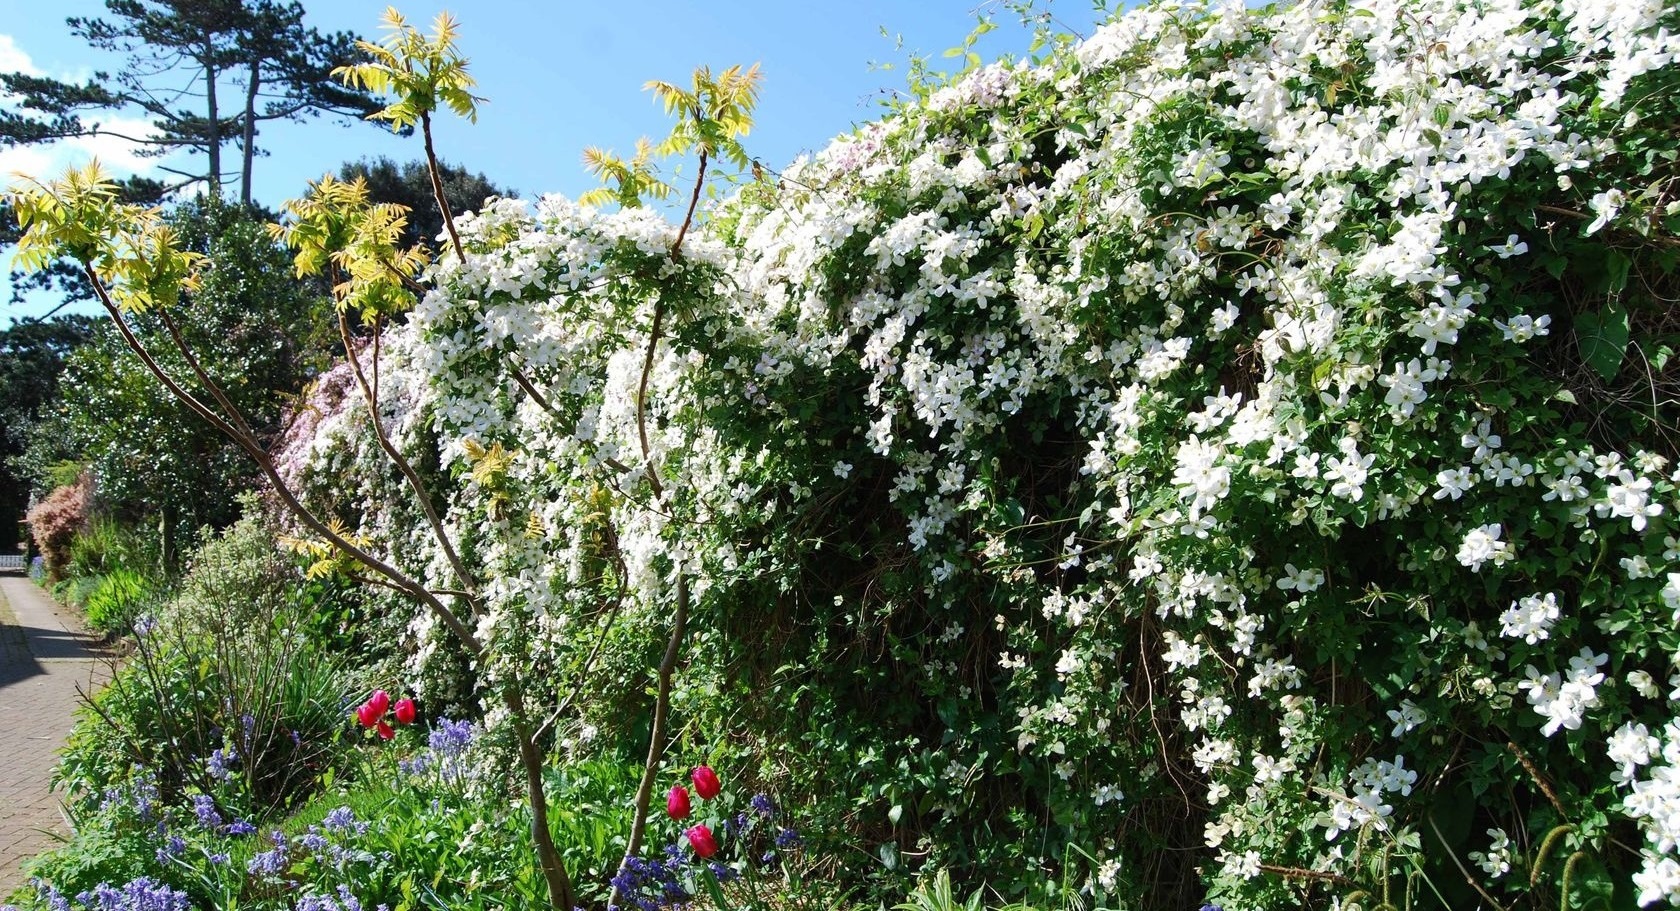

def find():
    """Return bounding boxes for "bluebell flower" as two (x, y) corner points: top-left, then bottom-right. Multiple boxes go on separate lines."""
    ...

(322, 806), (365, 835)
(192, 794), (222, 829)
(206, 748), (237, 782)
(749, 793), (775, 817)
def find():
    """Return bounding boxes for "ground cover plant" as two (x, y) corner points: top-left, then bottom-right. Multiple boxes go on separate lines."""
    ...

(6, 0), (1680, 909)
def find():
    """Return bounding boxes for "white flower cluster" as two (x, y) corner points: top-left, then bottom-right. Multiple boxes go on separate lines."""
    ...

(283, 0), (1680, 904)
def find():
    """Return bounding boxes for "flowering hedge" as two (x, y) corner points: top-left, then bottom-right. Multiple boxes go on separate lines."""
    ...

(287, 0), (1680, 906)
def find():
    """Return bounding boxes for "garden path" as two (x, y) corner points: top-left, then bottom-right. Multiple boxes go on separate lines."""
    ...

(0, 574), (108, 900)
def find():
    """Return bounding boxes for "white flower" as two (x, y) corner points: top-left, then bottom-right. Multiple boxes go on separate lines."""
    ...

(1586, 188), (1626, 235)
(1457, 524), (1514, 572)
(1634, 854), (1680, 907)
(833, 461), (853, 478)
(1434, 466), (1475, 501)
(1468, 828), (1512, 877)
(1627, 670), (1660, 699)
(1499, 592), (1560, 644)
(1276, 563), (1325, 593)
(1324, 437), (1374, 501)
(1597, 470), (1663, 531)
(1488, 235), (1528, 259)
(1173, 435), (1232, 518)
(1493, 313), (1551, 343)
(1608, 723), (1660, 783)
(1519, 649), (1607, 737)
(1386, 699), (1428, 738)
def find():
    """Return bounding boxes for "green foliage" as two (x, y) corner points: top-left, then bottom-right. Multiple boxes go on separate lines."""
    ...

(0, 315), (96, 535)
(57, 516), (355, 824)
(0, 0), (384, 204)
(17, 197), (330, 567)
(338, 155), (514, 252)
(81, 568), (157, 634)
(334, 8), (483, 131)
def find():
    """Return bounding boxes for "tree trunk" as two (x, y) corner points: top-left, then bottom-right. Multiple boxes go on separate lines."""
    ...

(205, 50), (221, 199)
(240, 59), (260, 206)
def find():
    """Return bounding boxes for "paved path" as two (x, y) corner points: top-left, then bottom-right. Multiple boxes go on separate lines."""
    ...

(0, 573), (107, 900)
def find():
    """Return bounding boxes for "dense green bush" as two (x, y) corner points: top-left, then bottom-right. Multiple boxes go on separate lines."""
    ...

(55, 515), (355, 827)
(20, 200), (331, 570)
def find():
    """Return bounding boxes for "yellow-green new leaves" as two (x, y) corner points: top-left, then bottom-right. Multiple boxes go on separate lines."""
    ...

(269, 174), (427, 317)
(463, 438), (513, 487)
(279, 518), (375, 581)
(646, 63), (762, 170)
(580, 137), (673, 209)
(7, 161), (203, 313)
(335, 7), (483, 131)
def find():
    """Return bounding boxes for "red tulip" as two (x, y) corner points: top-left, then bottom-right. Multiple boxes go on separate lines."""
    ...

(691, 766), (721, 800)
(376, 720), (395, 741)
(354, 701), (379, 728)
(666, 785), (692, 820)
(393, 698), (417, 725)
(368, 690), (391, 716)
(685, 823), (718, 858)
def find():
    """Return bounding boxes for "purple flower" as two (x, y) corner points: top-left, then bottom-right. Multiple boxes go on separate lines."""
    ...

(428, 718), (474, 756)
(322, 806), (365, 835)
(153, 835), (185, 864)
(206, 748), (237, 782)
(749, 793), (775, 817)
(70, 878), (189, 911)
(774, 827), (802, 849)
(192, 794), (222, 829)
(226, 819), (256, 837)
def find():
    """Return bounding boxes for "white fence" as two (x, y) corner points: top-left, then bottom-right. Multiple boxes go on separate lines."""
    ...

(0, 554), (25, 571)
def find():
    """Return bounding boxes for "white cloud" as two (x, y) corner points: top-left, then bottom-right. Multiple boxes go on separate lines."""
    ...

(0, 34), (41, 77)
(0, 33), (179, 186)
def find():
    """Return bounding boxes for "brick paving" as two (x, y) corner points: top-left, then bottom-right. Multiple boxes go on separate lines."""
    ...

(0, 573), (108, 900)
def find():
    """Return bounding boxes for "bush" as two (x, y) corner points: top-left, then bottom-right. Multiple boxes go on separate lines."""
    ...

(55, 516), (356, 827)
(25, 473), (91, 581)
(280, 1), (1680, 907)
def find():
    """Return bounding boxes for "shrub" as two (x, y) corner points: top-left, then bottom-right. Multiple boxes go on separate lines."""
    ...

(25, 472), (91, 581)
(280, 0), (1680, 907)
(56, 517), (356, 826)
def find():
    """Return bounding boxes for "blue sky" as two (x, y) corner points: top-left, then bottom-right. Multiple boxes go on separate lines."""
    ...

(2, 0), (1110, 323)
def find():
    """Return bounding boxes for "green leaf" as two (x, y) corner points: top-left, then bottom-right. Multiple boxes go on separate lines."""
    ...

(1575, 303), (1630, 382)
(1605, 249), (1632, 293)
(878, 841), (900, 870)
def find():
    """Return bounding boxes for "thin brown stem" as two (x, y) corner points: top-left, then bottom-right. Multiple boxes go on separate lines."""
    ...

(671, 149), (707, 258)
(1535, 204), (1680, 248)
(634, 300), (668, 500)
(421, 111), (464, 262)
(337, 311), (481, 610)
(384, 258), (429, 296)
(1258, 865), (1355, 888)
(510, 362), (560, 418)
(1509, 740), (1567, 817)
(155, 307), (255, 440)
(612, 573), (689, 909)
(1427, 816), (1508, 911)
(85, 265), (485, 661)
